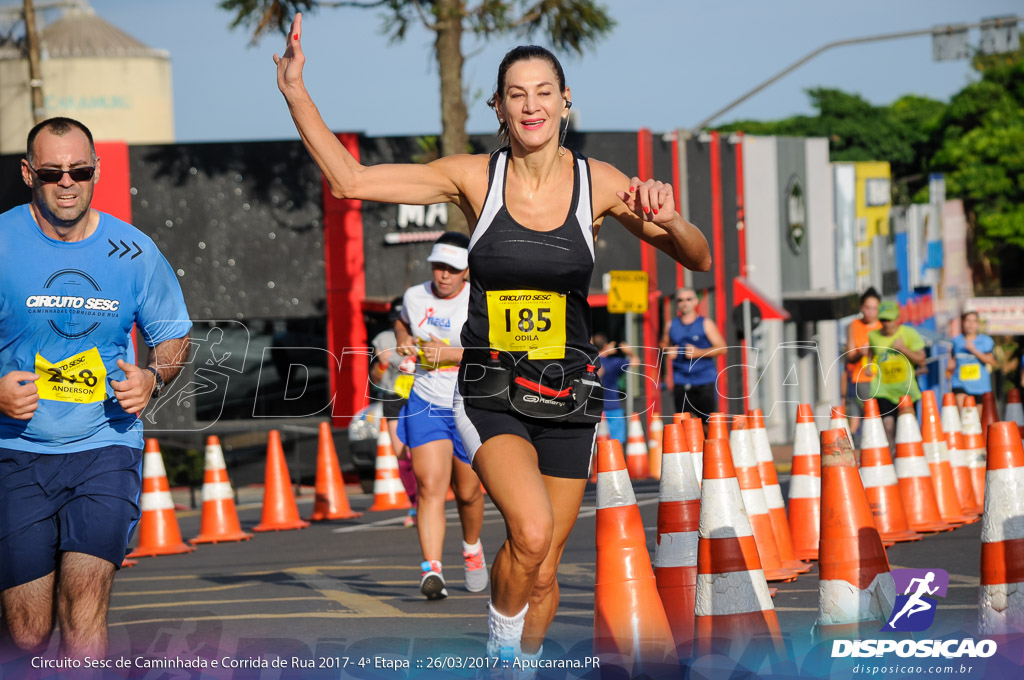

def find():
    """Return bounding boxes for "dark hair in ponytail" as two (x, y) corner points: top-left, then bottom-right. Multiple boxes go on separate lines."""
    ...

(487, 45), (567, 145)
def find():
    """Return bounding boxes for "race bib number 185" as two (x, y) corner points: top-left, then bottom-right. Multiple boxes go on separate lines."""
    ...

(35, 347), (107, 404)
(487, 290), (566, 360)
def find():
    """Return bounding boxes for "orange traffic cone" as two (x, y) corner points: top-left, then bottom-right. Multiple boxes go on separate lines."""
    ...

(308, 422), (362, 521)
(625, 413), (650, 480)
(813, 428), (896, 641)
(648, 415), (664, 481)
(253, 430), (310, 532)
(695, 438), (784, 658)
(191, 436), (252, 544)
(1006, 388), (1024, 437)
(591, 413), (611, 483)
(858, 399), (920, 544)
(978, 422), (1024, 635)
(749, 409), (810, 573)
(919, 391), (975, 525)
(655, 424), (700, 658)
(128, 439), (195, 557)
(121, 558), (137, 568)
(961, 395), (987, 506)
(683, 417), (704, 488)
(673, 412), (691, 429)
(941, 393), (982, 517)
(368, 421), (412, 512)
(730, 416), (798, 582)
(980, 392), (999, 436)
(788, 404), (821, 560)
(594, 439), (676, 667)
(893, 397), (951, 533)
(830, 405), (853, 448)
(707, 411), (729, 441)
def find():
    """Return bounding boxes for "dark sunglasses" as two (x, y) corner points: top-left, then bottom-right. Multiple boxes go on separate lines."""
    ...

(30, 165), (96, 183)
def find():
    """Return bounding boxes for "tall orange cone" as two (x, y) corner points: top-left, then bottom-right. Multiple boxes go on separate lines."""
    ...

(830, 406), (853, 448)
(893, 397), (951, 533)
(128, 439), (195, 557)
(961, 395), (987, 506)
(706, 412), (729, 441)
(788, 404), (821, 560)
(648, 415), (664, 481)
(654, 424), (700, 657)
(978, 422), (1024, 635)
(730, 416), (798, 582)
(674, 412), (691, 429)
(308, 422), (362, 521)
(253, 430), (310, 532)
(858, 399), (920, 544)
(368, 420), (412, 512)
(941, 393), (982, 517)
(625, 413), (650, 480)
(919, 391), (975, 525)
(813, 429), (897, 641)
(683, 417), (705, 487)
(594, 439), (676, 667)
(1006, 388), (1024, 437)
(191, 436), (252, 544)
(591, 413), (611, 483)
(695, 438), (784, 658)
(980, 392), (999, 435)
(749, 409), (810, 573)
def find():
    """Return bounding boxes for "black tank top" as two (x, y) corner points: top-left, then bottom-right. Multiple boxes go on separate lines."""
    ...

(460, 147), (598, 385)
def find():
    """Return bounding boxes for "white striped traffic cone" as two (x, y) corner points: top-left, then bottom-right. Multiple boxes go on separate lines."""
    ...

(978, 422), (1024, 635)
(788, 404), (821, 560)
(128, 439), (194, 557)
(730, 416), (798, 582)
(858, 399), (920, 544)
(962, 395), (987, 506)
(368, 420), (412, 512)
(749, 409), (810, 573)
(695, 437), (784, 658)
(655, 424), (700, 657)
(941, 392), (982, 516)
(625, 413), (650, 480)
(191, 436), (253, 544)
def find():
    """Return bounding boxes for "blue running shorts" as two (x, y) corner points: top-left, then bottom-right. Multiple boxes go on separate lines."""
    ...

(397, 391), (471, 465)
(0, 445), (143, 590)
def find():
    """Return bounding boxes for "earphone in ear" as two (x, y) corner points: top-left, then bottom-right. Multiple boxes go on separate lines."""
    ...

(565, 100), (572, 109)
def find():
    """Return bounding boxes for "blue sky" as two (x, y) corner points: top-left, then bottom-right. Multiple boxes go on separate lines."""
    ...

(84, 0), (1022, 143)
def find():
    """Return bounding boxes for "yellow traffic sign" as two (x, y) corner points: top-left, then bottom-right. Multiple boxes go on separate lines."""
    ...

(608, 270), (648, 313)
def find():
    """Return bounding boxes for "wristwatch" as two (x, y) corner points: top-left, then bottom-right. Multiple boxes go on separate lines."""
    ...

(144, 366), (165, 398)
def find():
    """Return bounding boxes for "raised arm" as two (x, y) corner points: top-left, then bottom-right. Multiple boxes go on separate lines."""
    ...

(590, 160), (711, 272)
(274, 14), (484, 208)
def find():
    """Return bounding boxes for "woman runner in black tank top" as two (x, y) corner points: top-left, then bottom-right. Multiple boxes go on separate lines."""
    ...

(275, 19), (711, 668)
(461, 146), (597, 383)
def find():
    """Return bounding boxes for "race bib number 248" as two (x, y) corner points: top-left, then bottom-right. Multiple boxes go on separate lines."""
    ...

(35, 347), (107, 404)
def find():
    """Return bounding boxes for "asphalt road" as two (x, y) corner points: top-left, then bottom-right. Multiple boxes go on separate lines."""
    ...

(62, 475), (1002, 680)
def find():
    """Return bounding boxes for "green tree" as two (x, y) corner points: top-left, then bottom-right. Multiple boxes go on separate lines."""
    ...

(717, 87), (946, 203)
(927, 46), (1024, 281)
(220, 0), (615, 230)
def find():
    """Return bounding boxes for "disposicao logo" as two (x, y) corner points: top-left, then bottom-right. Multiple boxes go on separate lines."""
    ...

(883, 568), (949, 632)
(830, 568), (997, 659)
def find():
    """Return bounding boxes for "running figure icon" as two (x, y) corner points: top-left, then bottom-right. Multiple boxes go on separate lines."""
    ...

(888, 571), (939, 626)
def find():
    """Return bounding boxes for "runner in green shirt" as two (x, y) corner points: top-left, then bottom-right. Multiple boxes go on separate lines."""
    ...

(868, 301), (927, 447)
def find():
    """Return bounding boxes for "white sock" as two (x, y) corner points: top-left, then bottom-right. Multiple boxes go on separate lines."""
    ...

(486, 601), (528, 657)
(463, 539), (482, 554)
(520, 645), (543, 661)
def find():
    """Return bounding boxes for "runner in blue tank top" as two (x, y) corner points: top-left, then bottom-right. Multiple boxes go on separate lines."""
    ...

(0, 118), (190, 662)
(663, 287), (726, 423)
(276, 16), (711, 665)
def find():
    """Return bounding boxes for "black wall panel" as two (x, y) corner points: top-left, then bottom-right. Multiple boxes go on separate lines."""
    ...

(128, 141), (326, 320)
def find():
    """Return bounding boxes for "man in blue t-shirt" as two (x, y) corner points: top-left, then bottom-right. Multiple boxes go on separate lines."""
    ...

(0, 118), (191, 661)
(662, 287), (727, 423)
(594, 333), (639, 446)
(947, 310), (996, 410)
